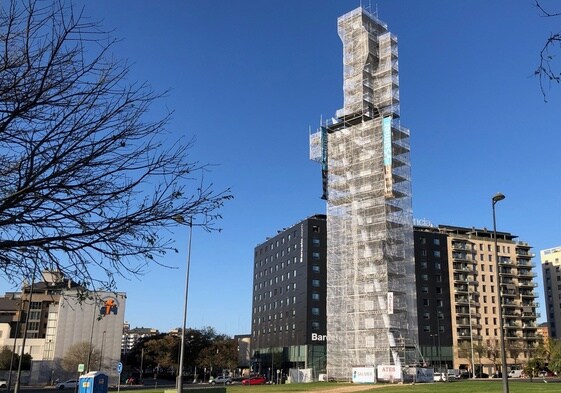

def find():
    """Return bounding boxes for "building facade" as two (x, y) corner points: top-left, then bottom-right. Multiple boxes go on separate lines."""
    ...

(415, 225), (539, 376)
(310, 7), (417, 380)
(541, 246), (561, 339)
(0, 272), (125, 384)
(251, 215), (327, 382)
(121, 325), (160, 355)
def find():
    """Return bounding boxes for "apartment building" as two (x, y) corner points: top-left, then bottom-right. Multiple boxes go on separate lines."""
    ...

(415, 225), (538, 376)
(541, 246), (561, 339)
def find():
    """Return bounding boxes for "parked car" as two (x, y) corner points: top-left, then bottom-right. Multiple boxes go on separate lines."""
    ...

(56, 379), (79, 390)
(0, 379), (7, 389)
(539, 370), (556, 377)
(210, 376), (232, 385)
(433, 372), (446, 382)
(242, 375), (266, 385)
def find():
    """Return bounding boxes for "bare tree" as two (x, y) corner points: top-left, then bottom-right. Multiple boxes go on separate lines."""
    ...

(534, 0), (561, 100)
(61, 342), (100, 373)
(0, 1), (232, 289)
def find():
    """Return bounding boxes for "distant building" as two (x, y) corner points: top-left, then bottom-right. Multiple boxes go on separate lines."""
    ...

(251, 214), (327, 382)
(234, 334), (251, 373)
(537, 322), (549, 343)
(0, 271), (125, 384)
(415, 225), (539, 376)
(121, 325), (160, 354)
(541, 246), (561, 339)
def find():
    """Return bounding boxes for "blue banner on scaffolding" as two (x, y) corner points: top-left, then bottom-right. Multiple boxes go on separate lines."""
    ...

(321, 126), (328, 200)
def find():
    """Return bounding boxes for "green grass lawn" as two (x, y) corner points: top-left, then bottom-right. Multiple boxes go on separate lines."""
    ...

(142, 380), (560, 393)
(223, 380), (560, 393)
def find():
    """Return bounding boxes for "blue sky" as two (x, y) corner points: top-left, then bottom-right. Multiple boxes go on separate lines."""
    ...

(3, 0), (560, 337)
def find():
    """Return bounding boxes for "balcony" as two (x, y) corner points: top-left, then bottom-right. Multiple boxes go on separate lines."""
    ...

(522, 323), (538, 329)
(518, 281), (537, 288)
(518, 270), (537, 278)
(520, 291), (537, 298)
(452, 242), (473, 251)
(505, 331), (520, 339)
(503, 301), (520, 308)
(502, 290), (517, 297)
(452, 252), (474, 262)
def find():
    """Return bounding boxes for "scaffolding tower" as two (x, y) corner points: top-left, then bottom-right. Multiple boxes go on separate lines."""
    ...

(310, 7), (418, 381)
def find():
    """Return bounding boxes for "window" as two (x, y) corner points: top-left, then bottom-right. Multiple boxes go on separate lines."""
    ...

(312, 264), (320, 273)
(435, 262), (441, 270)
(433, 250), (441, 258)
(312, 279), (320, 287)
(312, 307), (320, 316)
(423, 326), (430, 332)
(421, 261), (427, 269)
(312, 238), (320, 246)
(421, 286), (429, 293)
(312, 292), (320, 301)
(436, 274), (442, 282)
(433, 238), (440, 246)
(436, 287), (442, 294)
(421, 274), (429, 281)
(423, 312), (430, 319)
(423, 299), (430, 306)
(420, 237), (427, 245)
(312, 225), (320, 233)
(312, 252), (320, 259)
(311, 321), (320, 330)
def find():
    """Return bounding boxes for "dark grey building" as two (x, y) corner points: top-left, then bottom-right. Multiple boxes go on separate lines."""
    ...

(251, 214), (327, 381)
(414, 226), (454, 372)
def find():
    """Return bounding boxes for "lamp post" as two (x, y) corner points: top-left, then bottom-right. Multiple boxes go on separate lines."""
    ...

(99, 331), (106, 370)
(467, 274), (476, 379)
(176, 217), (193, 393)
(492, 192), (508, 393)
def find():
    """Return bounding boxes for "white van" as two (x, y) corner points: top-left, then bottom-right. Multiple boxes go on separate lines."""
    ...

(508, 369), (523, 378)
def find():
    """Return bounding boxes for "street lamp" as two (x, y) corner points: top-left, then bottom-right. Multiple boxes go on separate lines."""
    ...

(176, 216), (193, 393)
(467, 273), (476, 379)
(99, 331), (106, 370)
(492, 192), (508, 393)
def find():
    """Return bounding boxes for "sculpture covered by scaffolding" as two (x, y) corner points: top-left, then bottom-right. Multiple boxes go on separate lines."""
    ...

(310, 7), (417, 380)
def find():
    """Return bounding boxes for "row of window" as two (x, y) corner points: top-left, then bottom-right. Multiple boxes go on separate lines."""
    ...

(255, 283), (297, 301)
(256, 245), (300, 267)
(256, 268), (298, 281)
(254, 321), (322, 336)
(254, 296), (298, 313)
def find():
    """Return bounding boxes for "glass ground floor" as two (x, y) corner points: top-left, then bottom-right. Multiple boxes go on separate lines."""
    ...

(251, 344), (326, 382)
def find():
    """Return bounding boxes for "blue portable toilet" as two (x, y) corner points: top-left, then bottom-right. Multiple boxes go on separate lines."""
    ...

(78, 372), (108, 393)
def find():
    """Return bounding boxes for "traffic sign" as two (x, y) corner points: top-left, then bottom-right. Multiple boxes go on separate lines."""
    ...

(117, 362), (123, 374)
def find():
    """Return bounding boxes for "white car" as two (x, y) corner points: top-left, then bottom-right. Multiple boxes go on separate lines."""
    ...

(0, 379), (7, 389)
(210, 376), (232, 385)
(56, 379), (79, 390)
(433, 372), (447, 382)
